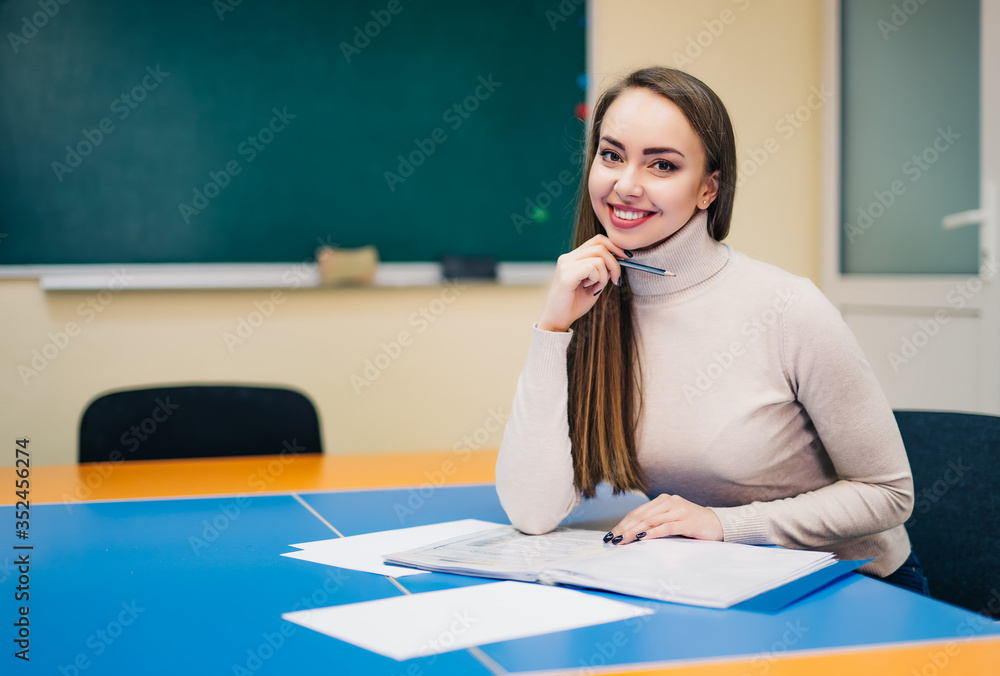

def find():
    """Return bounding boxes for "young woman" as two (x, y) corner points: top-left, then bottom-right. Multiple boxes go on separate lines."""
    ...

(495, 67), (927, 595)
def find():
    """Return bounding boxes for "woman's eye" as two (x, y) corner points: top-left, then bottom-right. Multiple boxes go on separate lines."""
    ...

(599, 149), (621, 162)
(652, 160), (677, 172)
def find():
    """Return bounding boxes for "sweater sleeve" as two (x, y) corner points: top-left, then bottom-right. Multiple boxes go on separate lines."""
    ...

(495, 324), (582, 534)
(709, 278), (915, 548)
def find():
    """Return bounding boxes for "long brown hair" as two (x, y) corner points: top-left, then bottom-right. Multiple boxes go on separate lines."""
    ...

(567, 67), (737, 498)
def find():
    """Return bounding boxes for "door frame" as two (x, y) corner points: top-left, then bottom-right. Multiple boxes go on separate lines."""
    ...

(820, 0), (1000, 414)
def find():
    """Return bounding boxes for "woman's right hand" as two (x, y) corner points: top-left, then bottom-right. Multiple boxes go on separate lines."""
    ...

(537, 235), (628, 332)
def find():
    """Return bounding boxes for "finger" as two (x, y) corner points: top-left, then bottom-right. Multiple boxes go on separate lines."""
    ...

(576, 260), (609, 294)
(619, 494), (675, 527)
(623, 502), (722, 543)
(560, 255), (605, 283)
(574, 245), (623, 286)
(581, 234), (630, 261)
(553, 260), (599, 296)
(606, 506), (656, 544)
(598, 249), (623, 287)
(608, 498), (662, 536)
(563, 243), (614, 264)
(580, 263), (602, 289)
(627, 520), (685, 543)
(618, 511), (689, 544)
(607, 495), (679, 544)
(565, 244), (623, 285)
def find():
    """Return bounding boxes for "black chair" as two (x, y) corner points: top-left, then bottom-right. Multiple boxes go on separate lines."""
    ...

(895, 410), (1000, 619)
(80, 385), (322, 463)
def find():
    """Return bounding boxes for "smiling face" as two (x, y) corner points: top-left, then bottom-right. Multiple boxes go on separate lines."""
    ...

(588, 87), (719, 250)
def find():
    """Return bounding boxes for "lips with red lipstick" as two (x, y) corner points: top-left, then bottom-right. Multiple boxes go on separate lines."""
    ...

(607, 203), (657, 229)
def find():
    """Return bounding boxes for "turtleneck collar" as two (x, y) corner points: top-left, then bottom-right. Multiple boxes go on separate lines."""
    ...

(624, 208), (730, 297)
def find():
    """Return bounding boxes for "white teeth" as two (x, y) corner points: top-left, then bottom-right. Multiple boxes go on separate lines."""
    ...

(613, 207), (651, 221)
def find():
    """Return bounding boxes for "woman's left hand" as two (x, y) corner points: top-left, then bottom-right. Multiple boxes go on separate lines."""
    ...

(606, 494), (724, 544)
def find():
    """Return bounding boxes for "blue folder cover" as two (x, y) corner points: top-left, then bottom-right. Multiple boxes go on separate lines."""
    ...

(730, 559), (870, 613)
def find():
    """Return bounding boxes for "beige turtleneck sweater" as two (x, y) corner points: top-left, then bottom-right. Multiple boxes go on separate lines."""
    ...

(495, 209), (914, 577)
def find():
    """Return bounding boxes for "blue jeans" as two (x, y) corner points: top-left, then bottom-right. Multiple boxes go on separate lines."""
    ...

(868, 551), (931, 596)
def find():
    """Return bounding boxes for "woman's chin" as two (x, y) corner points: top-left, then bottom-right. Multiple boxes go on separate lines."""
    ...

(606, 229), (654, 251)
(601, 226), (638, 249)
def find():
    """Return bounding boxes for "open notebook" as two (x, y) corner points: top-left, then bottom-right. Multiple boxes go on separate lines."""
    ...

(384, 526), (839, 609)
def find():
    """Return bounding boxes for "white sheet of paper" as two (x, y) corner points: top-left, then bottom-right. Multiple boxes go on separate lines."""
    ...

(281, 580), (653, 661)
(282, 519), (504, 577)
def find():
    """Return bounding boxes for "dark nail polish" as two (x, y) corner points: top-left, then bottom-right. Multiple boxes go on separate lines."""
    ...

(635, 532), (647, 540)
(593, 288), (601, 296)
(603, 532), (614, 543)
(624, 250), (634, 258)
(614, 276), (621, 287)
(611, 535), (623, 545)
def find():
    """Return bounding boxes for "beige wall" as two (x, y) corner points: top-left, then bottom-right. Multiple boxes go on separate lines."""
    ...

(591, 0), (824, 277)
(1, 0), (824, 466)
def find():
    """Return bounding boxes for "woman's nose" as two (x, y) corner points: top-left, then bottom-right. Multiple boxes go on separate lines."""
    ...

(614, 166), (644, 199)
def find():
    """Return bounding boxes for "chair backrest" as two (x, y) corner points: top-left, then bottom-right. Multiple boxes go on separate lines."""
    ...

(80, 385), (322, 463)
(895, 410), (1000, 619)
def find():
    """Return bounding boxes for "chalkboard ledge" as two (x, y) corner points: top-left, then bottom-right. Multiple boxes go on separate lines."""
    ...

(0, 263), (555, 291)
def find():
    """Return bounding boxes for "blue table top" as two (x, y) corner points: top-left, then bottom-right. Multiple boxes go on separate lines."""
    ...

(4, 484), (998, 675)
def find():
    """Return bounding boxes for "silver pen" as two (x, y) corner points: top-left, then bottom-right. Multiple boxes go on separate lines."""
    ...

(619, 259), (675, 277)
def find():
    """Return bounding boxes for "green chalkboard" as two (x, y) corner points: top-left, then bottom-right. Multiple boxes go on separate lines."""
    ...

(0, 0), (586, 264)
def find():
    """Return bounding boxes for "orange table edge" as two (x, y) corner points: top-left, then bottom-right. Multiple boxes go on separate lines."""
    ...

(3, 450), (997, 675)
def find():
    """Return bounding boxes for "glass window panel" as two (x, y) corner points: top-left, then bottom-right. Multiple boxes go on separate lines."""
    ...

(841, 0), (980, 274)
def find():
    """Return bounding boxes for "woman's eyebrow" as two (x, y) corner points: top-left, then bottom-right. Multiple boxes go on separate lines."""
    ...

(600, 135), (686, 158)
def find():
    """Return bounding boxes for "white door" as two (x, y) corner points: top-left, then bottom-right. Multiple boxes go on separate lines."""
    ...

(823, 0), (999, 415)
